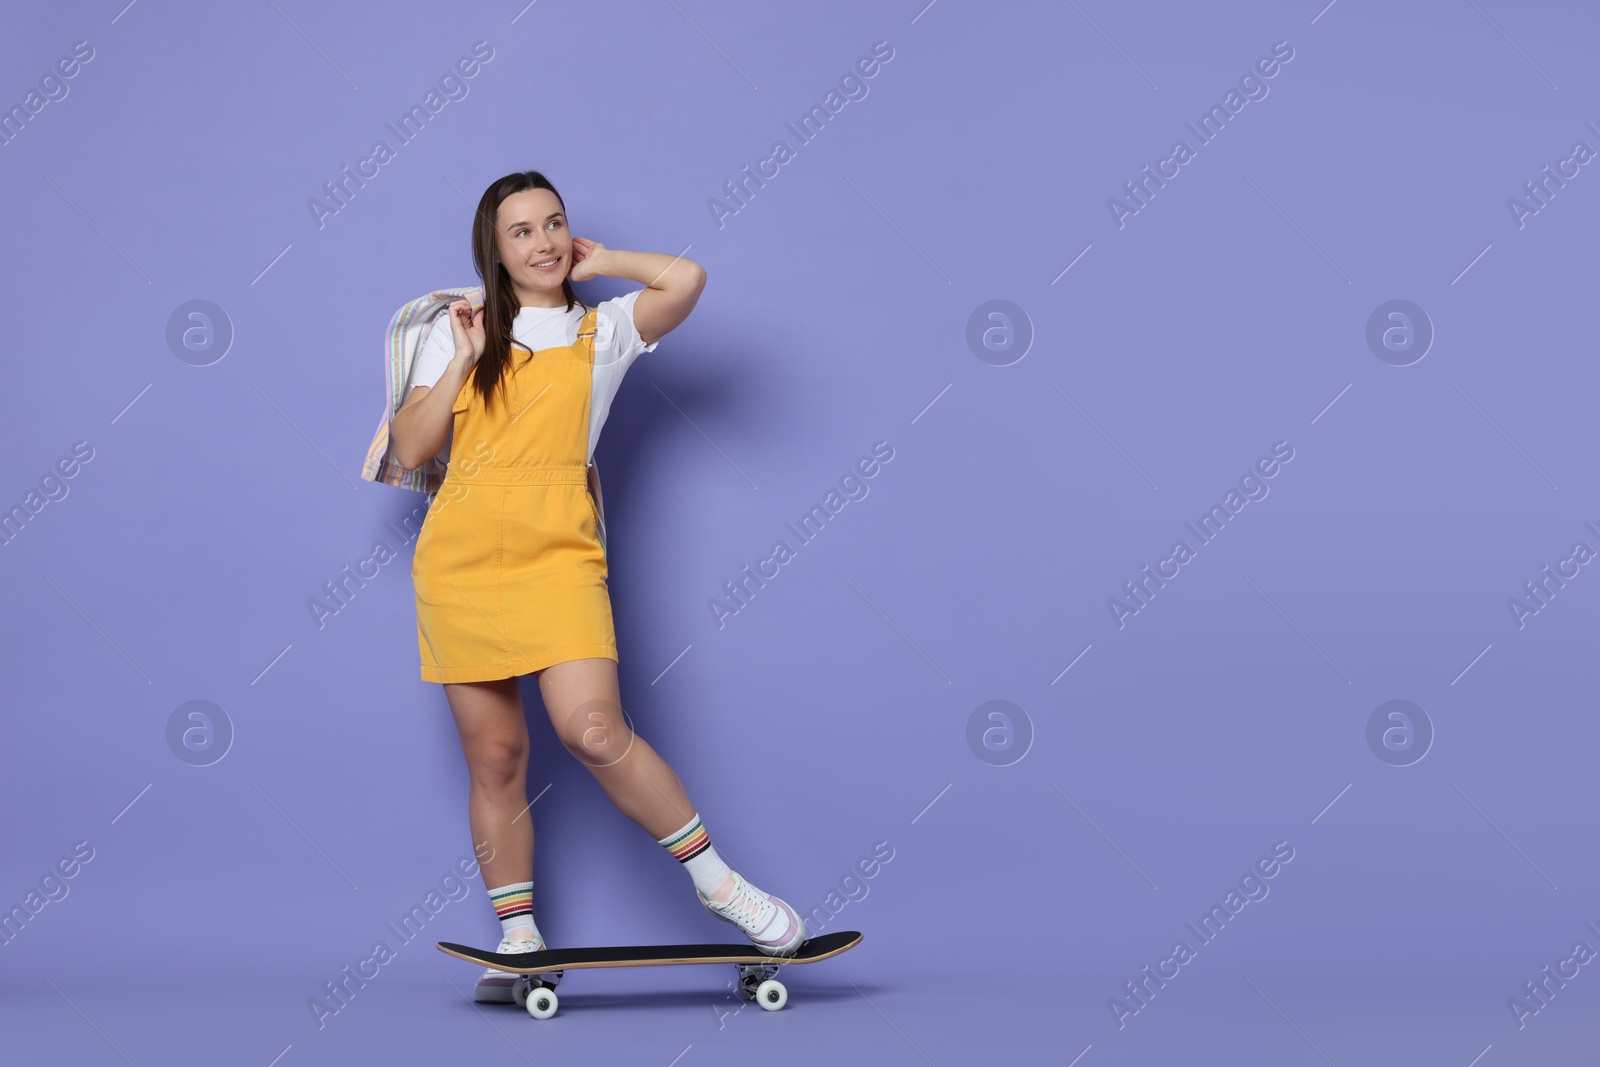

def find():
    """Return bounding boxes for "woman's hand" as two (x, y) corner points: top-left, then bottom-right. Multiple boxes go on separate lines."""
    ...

(568, 237), (609, 282)
(447, 299), (487, 369)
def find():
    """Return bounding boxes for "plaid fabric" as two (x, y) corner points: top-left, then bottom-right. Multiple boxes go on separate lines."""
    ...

(361, 285), (485, 493)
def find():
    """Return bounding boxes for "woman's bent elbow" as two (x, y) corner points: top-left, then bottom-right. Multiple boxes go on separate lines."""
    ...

(388, 427), (419, 471)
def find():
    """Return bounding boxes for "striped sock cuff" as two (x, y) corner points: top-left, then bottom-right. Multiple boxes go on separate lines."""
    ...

(658, 813), (711, 863)
(489, 881), (534, 920)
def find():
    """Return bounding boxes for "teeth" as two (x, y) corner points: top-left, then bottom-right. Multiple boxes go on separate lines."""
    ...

(535, 259), (559, 267)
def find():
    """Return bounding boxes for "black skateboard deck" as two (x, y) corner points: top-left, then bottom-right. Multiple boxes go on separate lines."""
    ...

(438, 930), (862, 1017)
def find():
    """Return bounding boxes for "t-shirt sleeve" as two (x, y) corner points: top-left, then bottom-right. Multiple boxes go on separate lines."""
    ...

(593, 288), (660, 372)
(409, 316), (456, 391)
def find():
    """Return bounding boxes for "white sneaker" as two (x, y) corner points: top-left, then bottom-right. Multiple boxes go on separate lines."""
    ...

(473, 934), (543, 1003)
(698, 871), (807, 956)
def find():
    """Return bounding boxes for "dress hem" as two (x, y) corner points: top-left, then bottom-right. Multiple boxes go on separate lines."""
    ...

(420, 643), (618, 683)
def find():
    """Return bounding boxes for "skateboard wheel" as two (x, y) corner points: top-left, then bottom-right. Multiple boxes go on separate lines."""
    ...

(525, 986), (558, 1019)
(755, 979), (787, 1011)
(512, 977), (530, 1008)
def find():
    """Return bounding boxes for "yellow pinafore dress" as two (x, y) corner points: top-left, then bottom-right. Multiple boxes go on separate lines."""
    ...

(411, 307), (616, 683)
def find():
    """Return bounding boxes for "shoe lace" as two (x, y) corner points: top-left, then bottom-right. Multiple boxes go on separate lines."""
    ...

(721, 878), (774, 930)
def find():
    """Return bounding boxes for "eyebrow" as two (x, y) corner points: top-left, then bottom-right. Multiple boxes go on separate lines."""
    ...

(504, 212), (564, 231)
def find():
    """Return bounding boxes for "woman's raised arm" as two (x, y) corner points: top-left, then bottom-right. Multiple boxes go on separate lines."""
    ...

(569, 239), (706, 346)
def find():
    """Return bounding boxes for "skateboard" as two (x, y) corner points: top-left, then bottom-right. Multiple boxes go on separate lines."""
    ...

(437, 929), (863, 1018)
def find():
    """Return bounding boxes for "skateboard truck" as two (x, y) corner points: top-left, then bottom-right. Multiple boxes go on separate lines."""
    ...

(735, 960), (785, 1008)
(510, 969), (561, 1014)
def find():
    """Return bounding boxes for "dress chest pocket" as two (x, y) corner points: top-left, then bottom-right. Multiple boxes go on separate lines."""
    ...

(449, 379), (475, 449)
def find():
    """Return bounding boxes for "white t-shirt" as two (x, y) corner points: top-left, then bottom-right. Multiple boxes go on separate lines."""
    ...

(410, 289), (659, 467)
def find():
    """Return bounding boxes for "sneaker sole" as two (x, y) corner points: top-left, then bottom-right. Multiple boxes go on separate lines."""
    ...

(724, 903), (807, 956)
(697, 876), (807, 955)
(473, 977), (518, 1003)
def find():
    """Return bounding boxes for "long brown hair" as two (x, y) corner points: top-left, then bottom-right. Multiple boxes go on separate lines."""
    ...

(466, 171), (587, 411)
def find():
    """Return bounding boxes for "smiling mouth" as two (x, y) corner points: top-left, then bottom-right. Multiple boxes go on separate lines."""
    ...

(533, 257), (562, 271)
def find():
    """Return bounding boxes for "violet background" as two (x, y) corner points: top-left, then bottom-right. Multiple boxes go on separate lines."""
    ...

(3, 1), (1597, 1063)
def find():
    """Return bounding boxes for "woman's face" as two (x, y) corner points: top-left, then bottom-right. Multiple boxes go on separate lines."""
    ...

(494, 188), (571, 305)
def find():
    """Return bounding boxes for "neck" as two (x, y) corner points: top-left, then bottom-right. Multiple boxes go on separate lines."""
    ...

(514, 282), (566, 309)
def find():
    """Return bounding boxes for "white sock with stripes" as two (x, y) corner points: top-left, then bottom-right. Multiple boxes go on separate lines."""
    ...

(488, 880), (541, 943)
(657, 813), (733, 900)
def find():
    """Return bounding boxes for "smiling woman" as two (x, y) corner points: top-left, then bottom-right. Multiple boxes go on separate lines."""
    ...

(398, 173), (704, 675)
(377, 169), (820, 1008)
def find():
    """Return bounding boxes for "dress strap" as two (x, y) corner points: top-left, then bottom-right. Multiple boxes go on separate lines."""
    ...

(576, 306), (600, 339)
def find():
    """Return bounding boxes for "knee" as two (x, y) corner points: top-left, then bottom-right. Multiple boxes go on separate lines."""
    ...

(464, 736), (528, 790)
(555, 698), (634, 766)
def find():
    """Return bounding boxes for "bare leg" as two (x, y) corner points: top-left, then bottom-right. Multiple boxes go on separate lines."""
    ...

(536, 657), (698, 840)
(537, 658), (807, 951)
(444, 677), (535, 903)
